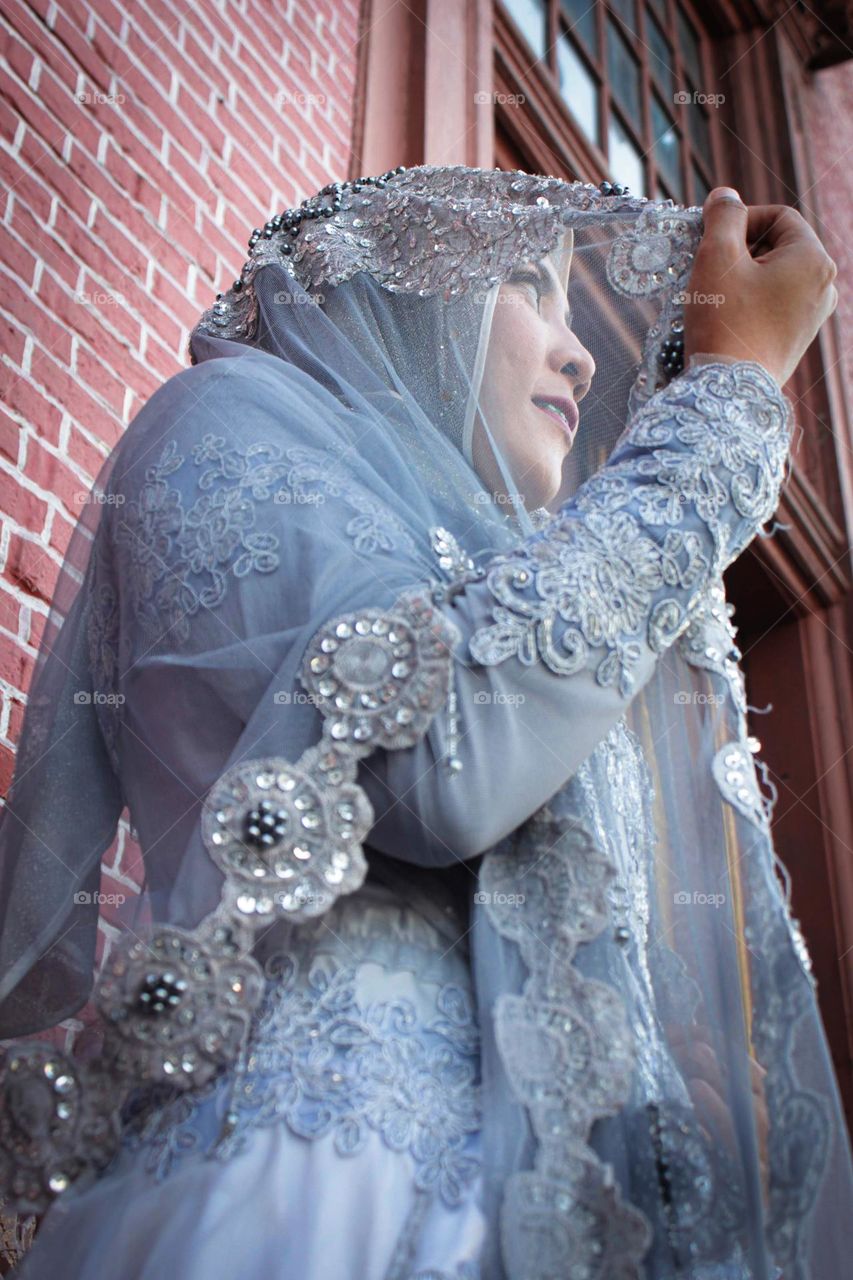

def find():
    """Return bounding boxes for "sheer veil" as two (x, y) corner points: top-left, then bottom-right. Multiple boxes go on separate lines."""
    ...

(0, 163), (850, 1280)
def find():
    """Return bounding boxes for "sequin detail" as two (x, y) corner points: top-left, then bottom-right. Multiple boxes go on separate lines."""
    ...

(0, 1045), (122, 1216)
(480, 750), (654, 1276)
(468, 362), (793, 697)
(189, 163), (699, 411)
(118, 951), (481, 1211)
(96, 919), (265, 1090)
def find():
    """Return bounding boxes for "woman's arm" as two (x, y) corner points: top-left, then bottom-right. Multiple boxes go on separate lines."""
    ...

(357, 358), (793, 866)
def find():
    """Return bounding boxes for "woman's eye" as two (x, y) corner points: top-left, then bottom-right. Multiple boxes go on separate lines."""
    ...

(512, 271), (543, 305)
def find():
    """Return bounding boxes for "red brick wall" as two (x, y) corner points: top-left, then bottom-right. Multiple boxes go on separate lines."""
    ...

(0, 0), (360, 1047)
(801, 61), (853, 420)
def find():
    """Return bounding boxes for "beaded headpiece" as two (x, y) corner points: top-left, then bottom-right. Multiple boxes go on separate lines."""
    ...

(189, 164), (696, 394)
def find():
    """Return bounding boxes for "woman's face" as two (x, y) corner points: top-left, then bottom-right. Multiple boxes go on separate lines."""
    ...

(473, 252), (596, 512)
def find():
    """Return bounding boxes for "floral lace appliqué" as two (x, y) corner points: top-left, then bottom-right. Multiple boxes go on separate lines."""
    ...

(468, 362), (792, 698)
(113, 434), (287, 644)
(119, 951), (481, 1211)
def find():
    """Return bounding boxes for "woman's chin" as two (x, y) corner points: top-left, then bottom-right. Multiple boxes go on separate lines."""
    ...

(523, 467), (564, 512)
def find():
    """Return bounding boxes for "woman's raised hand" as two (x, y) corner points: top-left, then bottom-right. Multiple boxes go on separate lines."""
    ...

(682, 186), (838, 388)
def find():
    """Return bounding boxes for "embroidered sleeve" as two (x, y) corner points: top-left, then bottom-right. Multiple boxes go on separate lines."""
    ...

(357, 361), (794, 865)
(466, 360), (793, 695)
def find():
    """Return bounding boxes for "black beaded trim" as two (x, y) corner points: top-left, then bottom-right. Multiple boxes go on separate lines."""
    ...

(659, 333), (685, 377)
(647, 1101), (683, 1264)
(599, 179), (630, 197)
(213, 169), (630, 305)
(217, 166), (409, 304)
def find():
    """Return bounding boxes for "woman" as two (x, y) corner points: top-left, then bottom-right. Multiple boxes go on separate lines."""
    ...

(0, 165), (849, 1280)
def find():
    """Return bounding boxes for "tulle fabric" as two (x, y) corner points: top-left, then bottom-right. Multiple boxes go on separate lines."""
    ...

(0, 165), (851, 1280)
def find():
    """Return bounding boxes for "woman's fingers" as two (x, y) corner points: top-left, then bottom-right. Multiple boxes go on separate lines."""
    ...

(687, 1077), (738, 1155)
(744, 203), (826, 255)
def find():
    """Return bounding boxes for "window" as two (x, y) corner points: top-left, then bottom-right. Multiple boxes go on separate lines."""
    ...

(500, 0), (717, 203)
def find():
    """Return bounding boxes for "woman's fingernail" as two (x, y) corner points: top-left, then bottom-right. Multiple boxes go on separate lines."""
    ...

(709, 186), (744, 205)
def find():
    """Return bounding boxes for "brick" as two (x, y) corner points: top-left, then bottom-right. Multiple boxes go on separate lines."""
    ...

(0, 410), (22, 464)
(0, 584), (19, 634)
(25, 603), (47, 649)
(52, 12), (111, 93)
(66, 422), (109, 481)
(0, 0), (361, 728)
(0, 223), (38, 287)
(75, 340), (128, 415)
(0, 467), (49, 535)
(98, 869), (139, 928)
(0, 744), (15, 795)
(0, 377), (62, 447)
(0, 22), (36, 86)
(29, 350), (121, 448)
(7, 692), (27, 743)
(24, 435), (87, 515)
(0, 271), (72, 365)
(9, 202), (78, 291)
(3, 531), (59, 606)
(0, 159), (53, 225)
(0, 315), (27, 367)
(48, 504), (76, 556)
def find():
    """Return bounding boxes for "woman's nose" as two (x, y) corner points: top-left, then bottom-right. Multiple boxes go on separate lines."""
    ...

(553, 330), (596, 401)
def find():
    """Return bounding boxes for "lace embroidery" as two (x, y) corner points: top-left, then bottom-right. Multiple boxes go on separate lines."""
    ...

(0, 585), (460, 1216)
(468, 362), (792, 698)
(479, 775), (654, 1276)
(118, 951), (481, 1210)
(672, 584), (829, 1277)
(282, 444), (419, 557)
(113, 433), (287, 644)
(192, 166), (654, 347)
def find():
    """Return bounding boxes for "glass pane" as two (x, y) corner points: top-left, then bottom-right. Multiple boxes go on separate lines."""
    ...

(557, 33), (601, 145)
(646, 13), (675, 97)
(608, 113), (646, 197)
(647, 0), (668, 22)
(692, 162), (711, 204)
(651, 94), (683, 200)
(677, 6), (702, 86)
(561, 0), (597, 52)
(610, 0), (637, 32)
(607, 17), (641, 121)
(687, 101), (712, 168)
(501, 0), (547, 58)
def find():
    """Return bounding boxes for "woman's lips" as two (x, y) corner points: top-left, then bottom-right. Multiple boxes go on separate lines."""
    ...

(531, 396), (578, 442)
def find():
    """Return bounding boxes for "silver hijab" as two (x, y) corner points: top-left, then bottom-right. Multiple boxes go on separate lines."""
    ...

(0, 164), (850, 1280)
